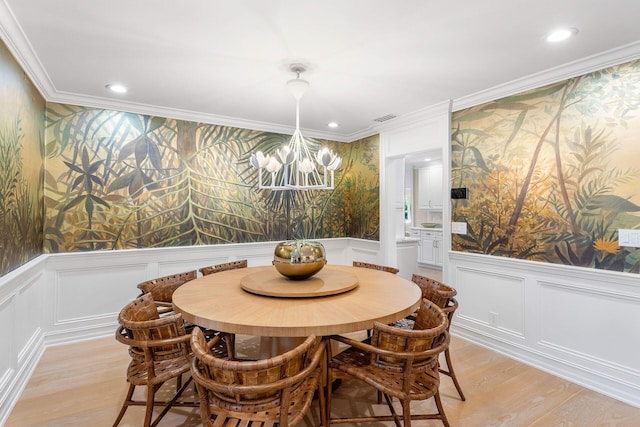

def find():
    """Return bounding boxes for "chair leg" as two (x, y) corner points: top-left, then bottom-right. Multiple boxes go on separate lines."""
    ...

(317, 380), (327, 427)
(326, 371), (333, 423)
(325, 343), (333, 424)
(151, 376), (194, 427)
(144, 385), (157, 427)
(113, 383), (135, 427)
(434, 390), (450, 427)
(382, 393), (402, 427)
(401, 397), (412, 427)
(443, 348), (466, 401)
(227, 333), (236, 360)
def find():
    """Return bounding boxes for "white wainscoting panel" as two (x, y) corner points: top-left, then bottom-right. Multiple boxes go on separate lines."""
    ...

(15, 273), (43, 365)
(0, 293), (14, 397)
(448, 251), (640, 408)
(54, 264), (148, 324)
(456, 266), (525, 337)
(348, 238), (383, 266)
(539, 280), (640, 375)
(0, 257), (46, 426)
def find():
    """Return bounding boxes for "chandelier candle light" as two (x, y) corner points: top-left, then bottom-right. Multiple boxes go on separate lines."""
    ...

(250, 65), (342, 190)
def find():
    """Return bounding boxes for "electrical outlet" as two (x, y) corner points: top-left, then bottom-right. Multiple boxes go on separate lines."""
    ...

(489, 311), (499, 326)
(619, 229), (640, 247)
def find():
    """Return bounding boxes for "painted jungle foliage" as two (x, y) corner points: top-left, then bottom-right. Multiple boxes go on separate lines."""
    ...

(452, 59), (640, 273)
(43, 104), (379, 252)
(0, 40), (44, 277)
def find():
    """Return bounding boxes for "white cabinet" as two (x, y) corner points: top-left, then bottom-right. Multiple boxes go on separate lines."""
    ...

(410, 228), (421, 260)
(418, 165), (443, 210)
(417, 230), (443, 266)
(396, 238), (419, 280)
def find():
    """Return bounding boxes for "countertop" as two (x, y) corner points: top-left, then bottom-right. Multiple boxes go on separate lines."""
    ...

(396, 237), (420, 243)
(410, 226), (443, 232)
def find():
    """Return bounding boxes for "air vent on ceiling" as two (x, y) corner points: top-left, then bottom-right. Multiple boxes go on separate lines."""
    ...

(372, 114), (397, 123)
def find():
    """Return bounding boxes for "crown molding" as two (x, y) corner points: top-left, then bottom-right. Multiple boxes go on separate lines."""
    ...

(452, 40), (640, 112)
(0, 0), (57, 98)
(0, 1), (371, 143)
(46, 89), (367, 142)
(371, 100), (452, 133)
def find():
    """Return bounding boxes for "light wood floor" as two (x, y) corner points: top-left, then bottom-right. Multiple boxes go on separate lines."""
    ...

(416, 265), (442, 282)
(6, 334), (640, 426)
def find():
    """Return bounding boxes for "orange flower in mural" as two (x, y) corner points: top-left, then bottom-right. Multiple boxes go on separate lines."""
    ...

(593, 239), (620, 254)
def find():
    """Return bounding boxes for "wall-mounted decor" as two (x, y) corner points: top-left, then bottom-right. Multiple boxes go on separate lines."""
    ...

(43, 104), (379, 252)
(452, 59), (640, 273)
(0, 40), (44, 277)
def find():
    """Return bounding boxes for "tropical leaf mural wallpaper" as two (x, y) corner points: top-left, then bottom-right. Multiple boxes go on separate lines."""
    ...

(43, 104), (379, 252)
(0, 40), (44, 277)
(451, 59), (640, 273)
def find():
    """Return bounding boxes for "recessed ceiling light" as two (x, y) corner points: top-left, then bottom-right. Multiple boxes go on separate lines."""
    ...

(105, 83), (127, 93)
(328, 122), (339, 128)
(424, 157), (431, 162)
(546, 28), (578, 43)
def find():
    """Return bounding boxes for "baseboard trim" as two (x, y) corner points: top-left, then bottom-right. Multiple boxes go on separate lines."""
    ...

(44, 322), (118, 347)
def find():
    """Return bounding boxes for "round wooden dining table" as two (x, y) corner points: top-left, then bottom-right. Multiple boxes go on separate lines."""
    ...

(172, 264), (422, 338)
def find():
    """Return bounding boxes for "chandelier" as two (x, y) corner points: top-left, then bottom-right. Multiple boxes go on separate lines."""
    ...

(250, 65), (342, 190)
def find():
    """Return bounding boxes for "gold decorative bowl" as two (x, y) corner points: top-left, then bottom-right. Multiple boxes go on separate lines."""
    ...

(273, 240), (327, 280)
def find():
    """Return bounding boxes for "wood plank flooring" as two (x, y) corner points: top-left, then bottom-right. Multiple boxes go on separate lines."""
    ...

(6, 335), (640, 426)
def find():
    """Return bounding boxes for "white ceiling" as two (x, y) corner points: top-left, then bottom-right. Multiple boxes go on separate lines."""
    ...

(2, 0), (640, 141)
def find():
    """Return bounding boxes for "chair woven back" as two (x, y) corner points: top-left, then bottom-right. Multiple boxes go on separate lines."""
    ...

(191, 327), (325, 426)
(412, 298), (450, 332)
(411, 274), (457, 308)
(117, 293), (189, 362)
(372, 299), (448, 368)
(199, 259), (248, 276)
(137, 270), (197, 303)
(353, 261), (400, 274)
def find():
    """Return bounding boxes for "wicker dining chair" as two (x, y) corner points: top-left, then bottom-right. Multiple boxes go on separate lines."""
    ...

(327, 299), (450, 427)
(190, 327), (327, 427)
(410, 274), (465, 401)
(199, 259), (248, 276)
(137, 270), (235, 355)
(137, 270), (197, 313)
(352, 260), (400, 275)
(113, 293), (202, 427)
(411, 274), (457, 309)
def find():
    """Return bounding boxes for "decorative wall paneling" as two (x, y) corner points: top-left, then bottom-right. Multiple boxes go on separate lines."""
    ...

(0, 238), (380, 424)
(448, 251), (640, 408)
(0, 257), (46, 426)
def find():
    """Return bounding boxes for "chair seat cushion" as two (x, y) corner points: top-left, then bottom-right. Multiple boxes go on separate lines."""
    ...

(390, 317), (415, 330)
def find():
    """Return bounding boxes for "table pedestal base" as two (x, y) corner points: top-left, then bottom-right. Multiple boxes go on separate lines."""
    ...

(259, 337), (306, 359)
